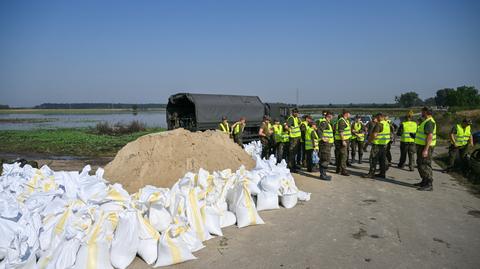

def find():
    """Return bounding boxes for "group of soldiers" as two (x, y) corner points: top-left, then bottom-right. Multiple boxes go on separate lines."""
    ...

(219, 106), (475, 192)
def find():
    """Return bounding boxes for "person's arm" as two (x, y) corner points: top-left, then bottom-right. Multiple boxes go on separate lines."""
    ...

(258, 125), (266, 137)
(422, 121), (435, 158)
(449, 127), (456, 145)
(310, 130), (316, 149)
(396, 124), (403, 137)
(469, 134), (474, 147)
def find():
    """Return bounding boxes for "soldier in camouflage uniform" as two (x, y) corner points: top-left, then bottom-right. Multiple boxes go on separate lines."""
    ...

(362, 113), (390, 179)
(334, 110), (351, 176)
(414, 107), (437, 191)
(258, 115), (273, 159)
(317, 111), (334, 180)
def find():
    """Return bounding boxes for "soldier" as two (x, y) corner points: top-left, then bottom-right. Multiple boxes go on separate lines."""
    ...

(231, 117), (246, 148)
(281, 122), (290, 163)
(317, 111), (334, 180)
(384, 115), (396, 167)
(414, 107), (437, 191)
(397, 111), (417, 171)
(362, 113), (390, 179)
(334, 109), (352, 176)
(258, 115), (273, 159)
(286, 108), (302, 172)
(363, 115), (377, 152)
(305, 122), (319, 172)
(272, 119), (284, 163)
(299, 115), (310, 167)
(350, 115), (366, 164)
(445, 118), (473, 172)
(218, 116), (230, 136)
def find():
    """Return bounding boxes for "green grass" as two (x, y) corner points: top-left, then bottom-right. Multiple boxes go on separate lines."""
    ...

(0, 128), (165, 157)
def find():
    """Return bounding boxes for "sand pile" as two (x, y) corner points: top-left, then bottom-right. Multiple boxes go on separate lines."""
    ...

(104, 128), (255, 192)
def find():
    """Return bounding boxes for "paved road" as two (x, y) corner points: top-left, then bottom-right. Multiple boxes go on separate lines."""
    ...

(130, 144), (480, 269)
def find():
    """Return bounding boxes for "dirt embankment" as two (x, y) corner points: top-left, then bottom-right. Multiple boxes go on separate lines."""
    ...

(104, 128), (255, 192)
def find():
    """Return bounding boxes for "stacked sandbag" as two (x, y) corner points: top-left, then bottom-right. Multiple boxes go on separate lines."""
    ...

(0, 141), (310, 268)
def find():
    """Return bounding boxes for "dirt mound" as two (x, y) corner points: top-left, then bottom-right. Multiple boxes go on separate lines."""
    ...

(104, 128), (255, 192)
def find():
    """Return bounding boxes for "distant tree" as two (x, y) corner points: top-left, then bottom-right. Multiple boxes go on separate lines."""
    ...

(445, 86), (480, 107)
(0, 104), (9, 109)
(424, 97), (436, 106)
(395, 91), (423, 108)
(435, 88), (454, 106)
(132, 104), (138, 111)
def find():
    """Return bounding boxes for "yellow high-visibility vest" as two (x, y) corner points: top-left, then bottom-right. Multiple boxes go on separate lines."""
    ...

(373, 120), (391, 145)
(273, 124), (283, 142)
(287, 116), (301, 138)
(219, 122), (230, 133)
(401, 121), (417, 143)
(305, 126), (319, 150)
(233, 123), (243, 135)
(351, 122), (365, 142)
(415, 117), (437, 146)
(454, 124), (471, 147)
(334, 117), (351, 141)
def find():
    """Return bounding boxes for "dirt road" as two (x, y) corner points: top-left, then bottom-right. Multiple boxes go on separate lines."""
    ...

(129, 144), (480, 269)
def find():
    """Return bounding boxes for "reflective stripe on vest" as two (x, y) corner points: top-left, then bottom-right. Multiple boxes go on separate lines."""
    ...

(305, 127), (319, 150)
(273, 124), (283, 142)
(233, 123), (243, 135)
(282, 131), (290, 142)
(288, 116), (301, 138)
(454, 124), (471, 147)
(351, 122), (365, 141)
(219, 122), (230, 133)
(322, 121), (334, 144)
(401, 121), (417, 143)
(373, 120), (391, 145)
(334, 117), (351, 141)
(415, 117), (437, 146)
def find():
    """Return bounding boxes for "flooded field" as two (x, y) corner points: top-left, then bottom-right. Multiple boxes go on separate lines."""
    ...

(0, 110), (167, 130)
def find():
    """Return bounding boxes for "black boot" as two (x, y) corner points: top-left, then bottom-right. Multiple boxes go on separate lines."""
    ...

(319, 168), (332, 181)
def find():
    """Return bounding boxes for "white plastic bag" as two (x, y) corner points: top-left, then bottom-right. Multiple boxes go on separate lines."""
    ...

(280, 193), (298, 209)
(154, 228), (196, 267)
(149, 204), (172, 233)
(136, 212), (159, 265)
(110, 211), (139, 269)
(256, 191), (279, 211)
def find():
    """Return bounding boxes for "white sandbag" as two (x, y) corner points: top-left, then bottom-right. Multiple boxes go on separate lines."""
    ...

(184, 188), (212, 242)
(231, 182), (264, 228)
(149, 204), (172, 233)
(256, 191), (279, 211)
(154, 228), (196, 267)
(297, 191), (311, 201)
(259, 174), (282, 193)
(280, 193), (298, 209)
(38, 237), (80, 269)
(204, 206), (223, 236)
(110, 211), (139, 269)
(74, 241), (113, 269)
(220, 211), (236, 228)
(136, 212), (159, 265)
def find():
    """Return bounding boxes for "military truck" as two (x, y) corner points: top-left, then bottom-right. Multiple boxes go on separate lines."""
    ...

(167, 93), (293, 142)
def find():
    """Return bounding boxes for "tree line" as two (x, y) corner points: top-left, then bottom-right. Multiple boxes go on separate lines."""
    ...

(34, 103), (166, 109)
(395, 85), (480, 108)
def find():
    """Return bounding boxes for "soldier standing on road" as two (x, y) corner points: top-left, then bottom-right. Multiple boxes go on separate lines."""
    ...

(317, 111), (334, 180)
(305, 122), (319, 172)
(281, 122), (290, 163)
(219, 116), (230, 137)
(299, 115), (310, 167)
(445, 118), (473, 172)
(363, 115), (377, 152)
(350, 115), (366, 164)
(286, 108), (302, 172)
(334, 110), (352, 176)
(259, 115), (273, 159)
(362, 113), (390, 179)
(414, 107), (437, 191)
(231, 117), (246, 148)
(272, 119), (284, 163)
(397, 111), (417, 171)
(384, 115), (396, 167)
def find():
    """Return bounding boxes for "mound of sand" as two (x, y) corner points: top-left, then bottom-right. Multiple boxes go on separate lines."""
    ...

(104, 128), (255, 192)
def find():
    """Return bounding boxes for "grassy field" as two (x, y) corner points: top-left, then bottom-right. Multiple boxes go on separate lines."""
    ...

(0, 128), (164, 157)
(0, 108), (165, 114)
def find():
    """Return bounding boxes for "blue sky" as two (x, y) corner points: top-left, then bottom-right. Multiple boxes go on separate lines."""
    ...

(0, 0), (479, 106)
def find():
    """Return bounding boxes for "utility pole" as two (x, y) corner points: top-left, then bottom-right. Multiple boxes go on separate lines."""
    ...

(296, 88), (299, 107)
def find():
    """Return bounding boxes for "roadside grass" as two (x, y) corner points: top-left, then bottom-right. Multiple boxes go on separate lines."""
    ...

(0, 128), (164, 157)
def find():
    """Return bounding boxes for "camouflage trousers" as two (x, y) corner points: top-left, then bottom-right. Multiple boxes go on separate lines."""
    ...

(368, 144), (386, 175)
(334, 140), (349, 173)
(447, 145), (468, 170)
(417, 145), (434, 184)
(319, 142), (332, 169)
(261, 137), (271, 159)
(289, 137), (300, 169)
(350, 139), (364, 162)
(399, 142), (415, 169)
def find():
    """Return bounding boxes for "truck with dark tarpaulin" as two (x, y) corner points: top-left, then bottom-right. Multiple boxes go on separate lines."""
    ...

(167, 93), (293, 142)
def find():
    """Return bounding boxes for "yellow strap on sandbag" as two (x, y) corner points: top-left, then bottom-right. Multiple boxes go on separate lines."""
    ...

(243, 183), (257, 224)
(54, 208), (71, 235)
(166, 232), (182, 264)
(189, 189), (205, 241)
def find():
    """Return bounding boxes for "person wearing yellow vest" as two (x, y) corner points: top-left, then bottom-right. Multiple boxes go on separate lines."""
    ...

(272, 119), (285, 163)
(299, 115), (311, 167)
(446, 118), (473, 172)
(305, 122), (319, 172)
(317, 111), (334, 180)
(286, 108), (302, 172)
(334, 110), (352, 176)
(362, 113), (390, 179)
(218, 116), (231, 137)
(350, 115), (366, 164)
(258, 115), (273, 159)
(414, 107), (437, 191)
(231, 117), (246, 148)
(384, 116), (396, 167)
(397, 111), (417, 171)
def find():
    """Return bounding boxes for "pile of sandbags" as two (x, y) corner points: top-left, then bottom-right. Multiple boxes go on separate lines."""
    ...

(0, 141), (310, 268)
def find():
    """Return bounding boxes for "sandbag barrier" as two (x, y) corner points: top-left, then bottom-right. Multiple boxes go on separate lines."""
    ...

(0, 141), (310, 268)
